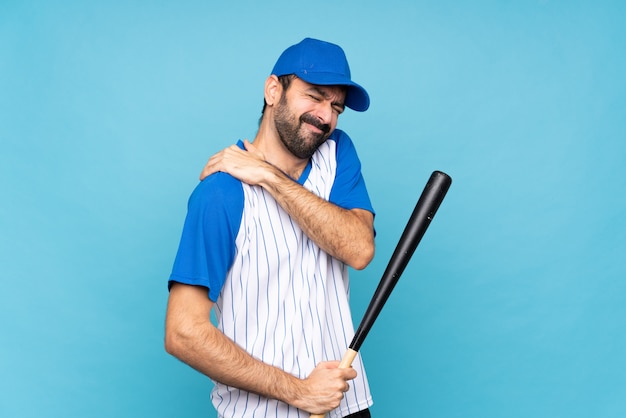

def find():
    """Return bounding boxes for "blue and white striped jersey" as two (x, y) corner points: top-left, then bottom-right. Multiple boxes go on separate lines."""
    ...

(169, 129), (374, 417)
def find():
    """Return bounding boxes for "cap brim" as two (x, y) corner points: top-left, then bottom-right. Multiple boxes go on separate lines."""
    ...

(295, 71), (370, 112)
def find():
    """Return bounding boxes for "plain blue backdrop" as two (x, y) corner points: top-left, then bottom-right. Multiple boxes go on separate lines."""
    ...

(2, 1), (625, 417)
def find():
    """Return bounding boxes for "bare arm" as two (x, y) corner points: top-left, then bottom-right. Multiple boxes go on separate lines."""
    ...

(199, 140), (375, 270)
(164, 283), (357, 414)
(262, 169), (374, 270)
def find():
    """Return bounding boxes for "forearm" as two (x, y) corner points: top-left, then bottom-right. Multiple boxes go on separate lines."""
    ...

(197, 141), (375, 269)
(165, 311), (303, 405)
(166, 310), (356, 414)
(260, 167), (374, 270)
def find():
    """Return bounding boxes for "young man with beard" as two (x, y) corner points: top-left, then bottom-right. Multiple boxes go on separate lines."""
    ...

(165, 38), (375, 418)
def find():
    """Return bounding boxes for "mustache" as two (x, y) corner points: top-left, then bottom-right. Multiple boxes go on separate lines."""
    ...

(300, 113), (331, 134)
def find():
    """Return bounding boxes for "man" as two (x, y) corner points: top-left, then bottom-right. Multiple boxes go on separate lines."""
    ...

(165, 38), (375, 418)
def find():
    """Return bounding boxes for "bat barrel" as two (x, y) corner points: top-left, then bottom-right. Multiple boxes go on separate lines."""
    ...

(350, 170), (452, 351)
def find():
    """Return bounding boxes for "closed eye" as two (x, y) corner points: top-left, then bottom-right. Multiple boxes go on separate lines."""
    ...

(305, 86), (345, 114)
(332, 104), (345, 115)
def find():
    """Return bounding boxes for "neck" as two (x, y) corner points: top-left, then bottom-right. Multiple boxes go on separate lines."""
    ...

(253, 115), (309, 180)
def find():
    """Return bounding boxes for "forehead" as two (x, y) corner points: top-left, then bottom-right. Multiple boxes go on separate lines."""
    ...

(292, 77), (347, 102)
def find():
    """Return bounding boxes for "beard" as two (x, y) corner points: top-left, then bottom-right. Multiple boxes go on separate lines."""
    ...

(273, 94), (332, 160)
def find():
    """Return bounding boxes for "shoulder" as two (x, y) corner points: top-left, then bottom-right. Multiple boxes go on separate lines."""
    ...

(329, 128), (358, 153)
(190, 172), (243, 204)
(328, 128), (352, 145)
(327, 128), (361, 164)
(187, 172), (244, 223)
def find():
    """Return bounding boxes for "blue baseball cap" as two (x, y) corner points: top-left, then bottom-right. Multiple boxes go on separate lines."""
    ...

(271, 38), (370, 112)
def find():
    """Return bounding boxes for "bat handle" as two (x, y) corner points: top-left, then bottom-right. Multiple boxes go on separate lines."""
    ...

(339, 348), (358, 369)
(310, 348), (359, 418)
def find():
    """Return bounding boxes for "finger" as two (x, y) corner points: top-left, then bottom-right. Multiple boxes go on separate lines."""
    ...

(199, 159), (211, 180)
(199, 154), (222, 180)
(321, 361), (341, 369)
(242, 140), (265, 159)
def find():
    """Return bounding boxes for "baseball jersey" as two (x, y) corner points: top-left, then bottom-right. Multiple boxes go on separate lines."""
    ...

(169, 129), (374, 417)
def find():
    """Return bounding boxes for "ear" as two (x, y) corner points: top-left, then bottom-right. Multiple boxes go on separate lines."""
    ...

(264, 75), (281, 107)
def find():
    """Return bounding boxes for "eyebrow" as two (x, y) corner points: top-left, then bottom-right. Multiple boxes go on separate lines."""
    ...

(308, 86), (346, 109)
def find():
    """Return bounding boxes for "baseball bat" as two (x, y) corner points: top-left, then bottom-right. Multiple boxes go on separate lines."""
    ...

(310, 170), (452, 418)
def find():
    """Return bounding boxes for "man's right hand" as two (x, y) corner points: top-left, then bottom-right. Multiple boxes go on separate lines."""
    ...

(290, 361), (357, 415)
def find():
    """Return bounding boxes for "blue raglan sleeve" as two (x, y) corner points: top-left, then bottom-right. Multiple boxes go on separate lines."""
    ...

(328, 129), (375, 216)
(168, 172), (244, 302)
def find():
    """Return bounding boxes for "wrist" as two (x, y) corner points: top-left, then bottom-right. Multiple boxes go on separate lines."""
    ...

(258, 163), (292, 193)
(276, 372), (306, 409)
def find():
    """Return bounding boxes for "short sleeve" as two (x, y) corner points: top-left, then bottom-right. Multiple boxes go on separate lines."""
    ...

(168, 172), (244, 302)
(328, 129), (375, 216)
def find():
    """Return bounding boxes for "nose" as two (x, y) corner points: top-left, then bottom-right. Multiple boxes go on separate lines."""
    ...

(312, 101), (334, 125)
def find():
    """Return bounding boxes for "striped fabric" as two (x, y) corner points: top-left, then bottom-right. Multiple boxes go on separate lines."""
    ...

(211, 140), (372, 417)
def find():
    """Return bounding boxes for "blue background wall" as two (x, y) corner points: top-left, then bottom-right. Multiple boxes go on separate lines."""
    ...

(2, 1), (625, 417)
